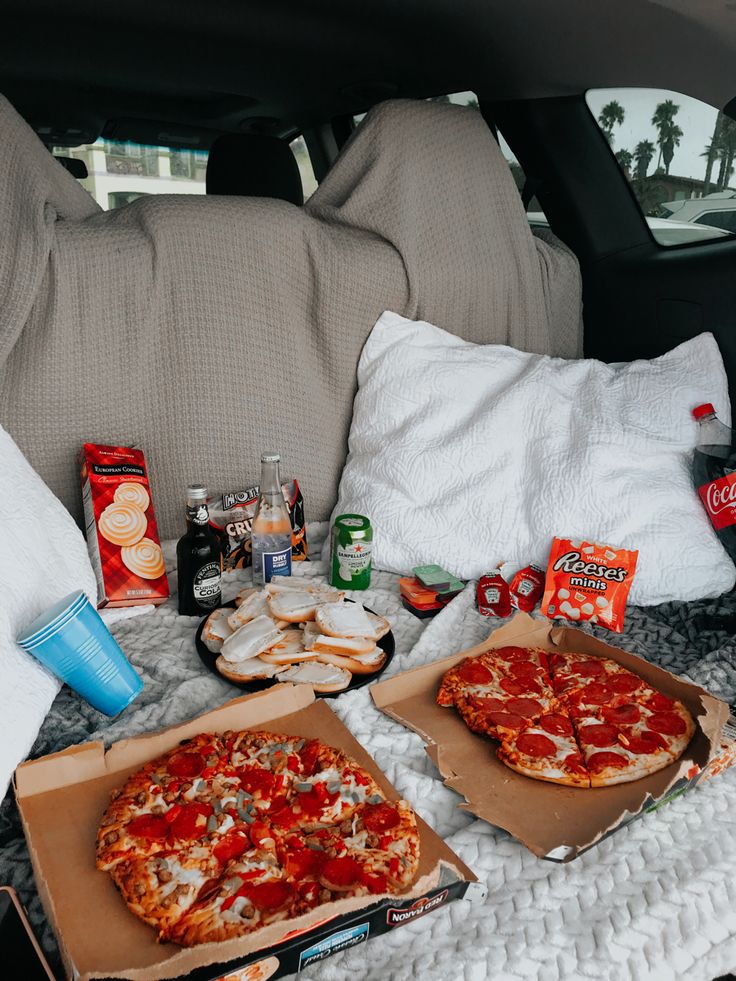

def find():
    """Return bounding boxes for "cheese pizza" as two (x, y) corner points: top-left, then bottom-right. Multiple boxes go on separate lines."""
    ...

(97, 730), (420, 945)
(438, 646), (695, 787)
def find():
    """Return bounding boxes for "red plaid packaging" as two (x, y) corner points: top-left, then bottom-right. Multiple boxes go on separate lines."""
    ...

(79, 443), (170, 608)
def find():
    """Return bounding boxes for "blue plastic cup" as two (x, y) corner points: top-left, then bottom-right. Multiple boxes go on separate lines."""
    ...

(17, 591), (144, 716)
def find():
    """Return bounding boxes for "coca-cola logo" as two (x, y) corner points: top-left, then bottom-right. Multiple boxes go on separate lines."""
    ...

(705, 480), (736, 515)
(552, 551), (627, 583)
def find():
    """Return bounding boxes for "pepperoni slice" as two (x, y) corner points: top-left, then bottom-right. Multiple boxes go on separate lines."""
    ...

(296, 785), (338, 818)
(505, 697), (544, 718)
(602, 703), (641, 726)
(587, 751), (628, 772)
(622, 731), (668, 754)
(608, 674), (642, 695)
(495, 646), (534, 662)
(363, 802), (400, 833)
(578, 723), (619, 748)
(572, 660), (606, 679)
(563, 751), (587, 774)
(321, 856), (362, 887)
(298, 739), (321, 776)
(285, 848), (326, 879)
(500, 677), (542, 696)
(169, 802), (213, 841)
(242, 880), (293, 911)
(646, 711), (687, 736)
(239, 766), (276, 798)
(213, 832), (250, 865)
(580, 683), (614, 706)
(167, 751), (205, 779)
(539, 713), (573, 737)
(126, 814), (169, 840)
(645, 693), (674, 712)
(508, 662), (543, 679)
(484, 711), (526, 730)
(458, 660), (493, 685)
(515, 732), (557, 757)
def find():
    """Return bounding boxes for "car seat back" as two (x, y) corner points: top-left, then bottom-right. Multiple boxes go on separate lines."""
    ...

(0, 96), (582, 537)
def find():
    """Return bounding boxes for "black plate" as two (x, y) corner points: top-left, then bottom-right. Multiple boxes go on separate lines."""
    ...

(195, 599), (395, 698)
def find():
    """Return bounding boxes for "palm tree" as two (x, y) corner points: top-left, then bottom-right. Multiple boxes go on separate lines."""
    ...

(598, 100), (625, 146)
(652, 100), (682, 175)
(707, 116), (736, 191)
(615, 148), (633, 176)
(703, 111), (724, 194)
(633, 139), (656, 179)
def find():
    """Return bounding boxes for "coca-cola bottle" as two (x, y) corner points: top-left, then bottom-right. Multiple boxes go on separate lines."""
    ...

(693, 402), (736, 561)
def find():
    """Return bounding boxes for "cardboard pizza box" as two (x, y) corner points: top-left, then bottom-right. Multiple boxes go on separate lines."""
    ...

(371, 613), (730, 862)
(14, 686), (481, 981)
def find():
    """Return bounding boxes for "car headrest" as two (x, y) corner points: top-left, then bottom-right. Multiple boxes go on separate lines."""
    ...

(206, 133), (304, 205)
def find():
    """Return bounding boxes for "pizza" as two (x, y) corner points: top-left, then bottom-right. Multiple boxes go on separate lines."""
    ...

(97, 730), (420, 945)
(437, 646), (695, 787)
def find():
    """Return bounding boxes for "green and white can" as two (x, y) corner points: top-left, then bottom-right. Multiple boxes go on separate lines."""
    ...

(330, 514), (373, 590)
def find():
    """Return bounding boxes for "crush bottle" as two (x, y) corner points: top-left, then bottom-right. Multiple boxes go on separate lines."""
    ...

(693, 403), (736, 562)
(251, 452), (292, 584)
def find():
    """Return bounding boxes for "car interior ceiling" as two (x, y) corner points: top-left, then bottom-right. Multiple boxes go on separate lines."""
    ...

(2, 0), (736, 395)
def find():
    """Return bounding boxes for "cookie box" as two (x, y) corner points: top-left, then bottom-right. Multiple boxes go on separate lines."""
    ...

(79, 443), (169, 608)
(14, 686), (480, 981)
(371, 612), (729, 862)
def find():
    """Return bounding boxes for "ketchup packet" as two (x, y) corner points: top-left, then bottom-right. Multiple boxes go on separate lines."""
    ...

(509, 564), (545, 613)
(541, 538), (638, 633)
(477, 572), (512, 618)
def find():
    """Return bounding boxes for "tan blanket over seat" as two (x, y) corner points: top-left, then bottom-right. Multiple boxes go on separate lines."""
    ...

(0, 95), (582, 537)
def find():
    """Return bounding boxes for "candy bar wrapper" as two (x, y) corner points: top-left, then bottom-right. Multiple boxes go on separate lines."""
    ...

(208, 479), (307, 570)
(541, 537), (638, 633)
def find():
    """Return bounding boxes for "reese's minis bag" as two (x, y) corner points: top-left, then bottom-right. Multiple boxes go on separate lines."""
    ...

(541, 537), (638, 633)
(79, 443), (169, 608)
(208, 480), (307, 569)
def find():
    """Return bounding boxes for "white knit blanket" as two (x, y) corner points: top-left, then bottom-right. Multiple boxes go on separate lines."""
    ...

(2, 523), (735, 980)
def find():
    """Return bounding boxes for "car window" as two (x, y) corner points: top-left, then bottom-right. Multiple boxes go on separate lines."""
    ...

(586, 87), (734, 247)
(52, 136), (317, 209)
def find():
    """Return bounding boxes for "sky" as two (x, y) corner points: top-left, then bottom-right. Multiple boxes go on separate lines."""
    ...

(585, 88), (719, 181)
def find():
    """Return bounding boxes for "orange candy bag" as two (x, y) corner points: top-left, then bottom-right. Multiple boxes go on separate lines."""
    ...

(541, 537), (639, 633)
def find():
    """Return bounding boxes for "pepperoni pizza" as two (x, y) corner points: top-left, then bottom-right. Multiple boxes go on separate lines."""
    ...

(97, 730), (420, 945)
(437, 647), (695, 787)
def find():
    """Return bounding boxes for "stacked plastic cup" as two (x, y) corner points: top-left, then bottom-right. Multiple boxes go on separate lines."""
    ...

(17, 591), (144, 716)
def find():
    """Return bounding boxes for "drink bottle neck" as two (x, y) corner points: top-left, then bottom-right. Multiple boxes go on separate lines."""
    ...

(260, 460), (282, 498)
(698, 414), (731, 447)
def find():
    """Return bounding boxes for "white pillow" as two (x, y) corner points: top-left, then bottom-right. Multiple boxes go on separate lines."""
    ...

(328, 310), (735, 605)
(0, 424), (97, 796)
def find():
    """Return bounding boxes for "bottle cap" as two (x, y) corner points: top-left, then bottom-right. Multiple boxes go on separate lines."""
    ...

(692, 403), (716, 420)
(186, 484), (208, 500)
(261, 452), (280, 463)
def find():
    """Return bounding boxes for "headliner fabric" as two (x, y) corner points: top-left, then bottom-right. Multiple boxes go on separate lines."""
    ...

(0, 95), (582, 538)
(206, 133), (304, 205)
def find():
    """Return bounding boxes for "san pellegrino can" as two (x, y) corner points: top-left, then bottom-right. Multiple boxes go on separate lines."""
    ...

(330, 514), (373, 590)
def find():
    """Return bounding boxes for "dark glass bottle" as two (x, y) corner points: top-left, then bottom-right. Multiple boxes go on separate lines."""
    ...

(177, 484), (222, 616)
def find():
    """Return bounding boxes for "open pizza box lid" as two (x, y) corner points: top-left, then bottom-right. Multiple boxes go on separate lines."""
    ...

(370, 613), (729, 862)
(14, 684), (476, 981)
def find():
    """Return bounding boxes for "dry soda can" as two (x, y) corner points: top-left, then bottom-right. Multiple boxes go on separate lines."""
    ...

(330, 514), (373, 589)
